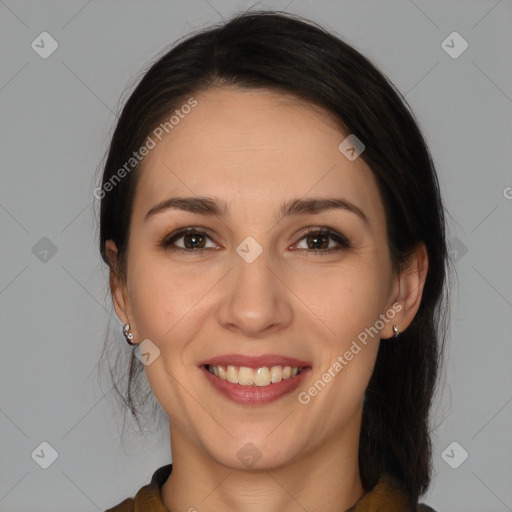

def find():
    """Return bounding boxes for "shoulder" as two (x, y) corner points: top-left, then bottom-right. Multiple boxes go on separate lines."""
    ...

(104, 497), (134, 512)
(418, 504), (438, 512)
(103, 464), (173, 512)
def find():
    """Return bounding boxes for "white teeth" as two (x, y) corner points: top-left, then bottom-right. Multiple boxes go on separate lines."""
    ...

(270, 365), (282, 383)
(218, 365), (227, 380)
(254, 367), (271, 386)
(238, 366), (254, 386)
(207, 364), (303, 387)
(226, 365), (239, 384)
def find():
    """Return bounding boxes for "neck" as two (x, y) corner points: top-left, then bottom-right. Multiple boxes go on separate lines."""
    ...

(161, 425), (365, 512)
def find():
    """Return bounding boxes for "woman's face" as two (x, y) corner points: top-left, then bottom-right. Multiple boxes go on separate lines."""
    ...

(108, 87), (414, 470)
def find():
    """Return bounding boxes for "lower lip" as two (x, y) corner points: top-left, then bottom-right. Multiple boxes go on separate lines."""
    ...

(200, 365), (311, 405)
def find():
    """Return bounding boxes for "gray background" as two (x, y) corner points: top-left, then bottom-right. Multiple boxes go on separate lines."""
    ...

(1, 0), (511, 511)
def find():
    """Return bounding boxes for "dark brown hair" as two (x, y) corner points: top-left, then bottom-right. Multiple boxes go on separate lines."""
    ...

(96, 10), (451, 503)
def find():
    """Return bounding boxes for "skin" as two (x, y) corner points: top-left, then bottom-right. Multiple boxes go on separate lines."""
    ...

(106, 87), (428, 512)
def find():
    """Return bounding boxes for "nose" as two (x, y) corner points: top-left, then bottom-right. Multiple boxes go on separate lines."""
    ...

(216, 248), (294, 338)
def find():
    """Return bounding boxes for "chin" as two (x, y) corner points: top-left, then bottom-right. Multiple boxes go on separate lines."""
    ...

(203, 435), (302, 472)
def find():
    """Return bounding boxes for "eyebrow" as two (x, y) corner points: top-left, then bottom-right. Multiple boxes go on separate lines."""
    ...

(144, 196), (369, 226)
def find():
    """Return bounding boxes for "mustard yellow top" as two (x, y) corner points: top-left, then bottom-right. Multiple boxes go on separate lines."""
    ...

(104, 464), (438, 512)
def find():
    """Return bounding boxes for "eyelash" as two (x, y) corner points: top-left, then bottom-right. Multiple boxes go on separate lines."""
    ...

(159, 226), (350, 256)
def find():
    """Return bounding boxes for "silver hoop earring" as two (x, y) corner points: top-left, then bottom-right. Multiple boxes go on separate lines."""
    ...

(122, 323), (136, 346)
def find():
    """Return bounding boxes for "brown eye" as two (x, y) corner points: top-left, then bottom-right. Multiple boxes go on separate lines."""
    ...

(181, 232), (206, 249)
(160, 228), (218, 253)
(294, 227), (350, 254)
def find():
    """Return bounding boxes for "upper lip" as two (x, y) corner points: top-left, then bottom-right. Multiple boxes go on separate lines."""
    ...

(199, 354), (312, 369)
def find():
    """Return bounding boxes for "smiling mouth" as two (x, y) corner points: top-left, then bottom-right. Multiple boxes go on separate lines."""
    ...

(204, 364), (306, 387)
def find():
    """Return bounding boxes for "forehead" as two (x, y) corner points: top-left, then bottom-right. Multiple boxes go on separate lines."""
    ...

(133, 87), (385, 228)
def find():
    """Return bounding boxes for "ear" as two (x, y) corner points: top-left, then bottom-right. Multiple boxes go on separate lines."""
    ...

(382, 242), (429, 338)
(105, 239), (131, 325)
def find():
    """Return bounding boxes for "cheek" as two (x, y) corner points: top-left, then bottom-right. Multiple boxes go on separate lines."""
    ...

(300, 266), (384, 410)
(126, 252), (200, 342)
(292, 260), (388, 342)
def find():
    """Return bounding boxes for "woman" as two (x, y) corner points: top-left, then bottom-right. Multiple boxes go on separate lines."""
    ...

(98, 10), (449, 512)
